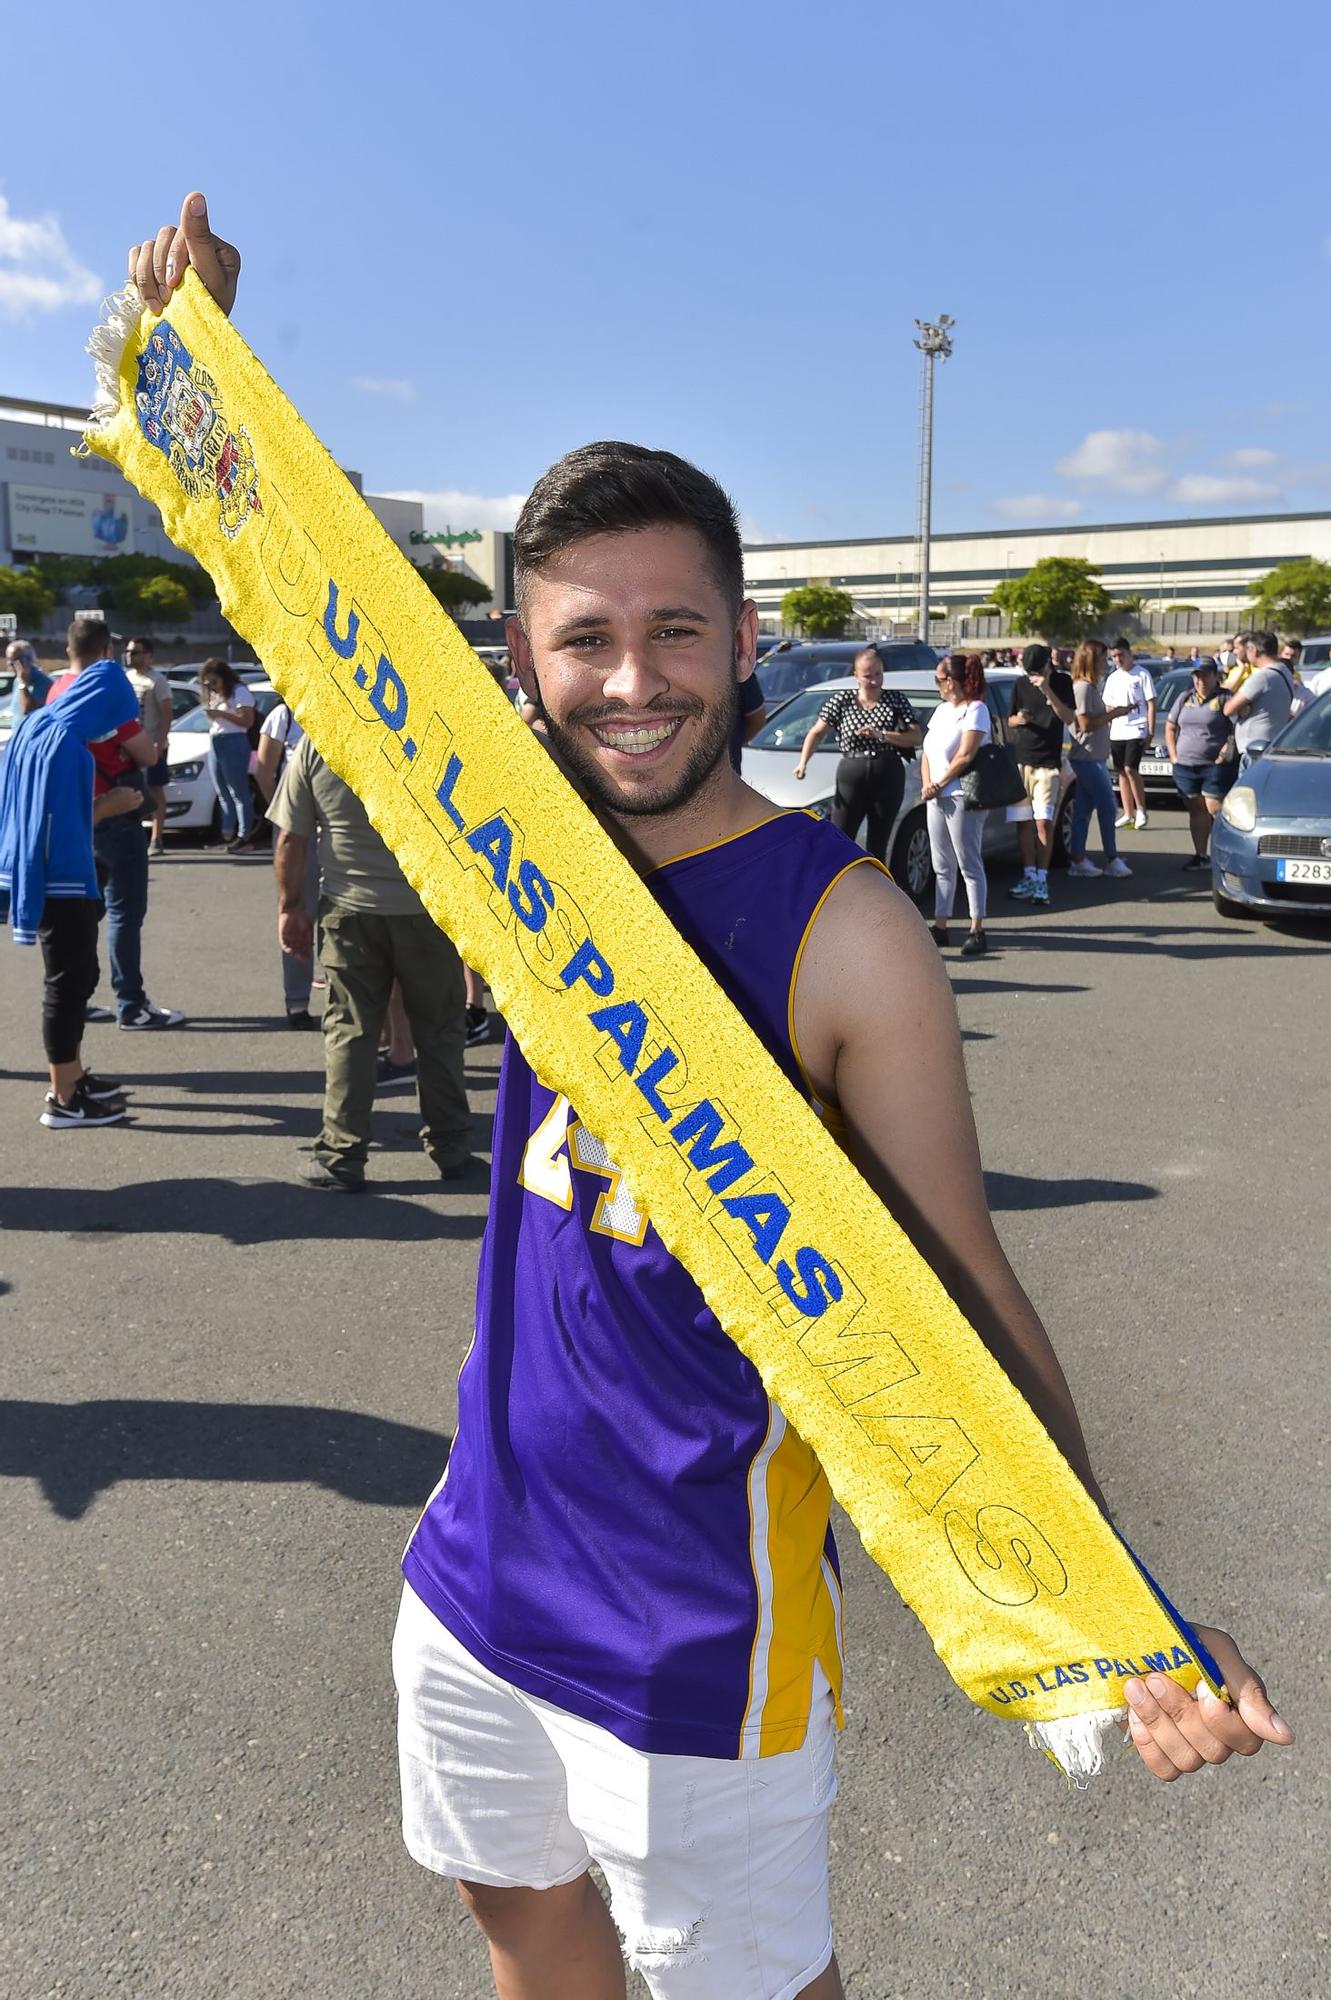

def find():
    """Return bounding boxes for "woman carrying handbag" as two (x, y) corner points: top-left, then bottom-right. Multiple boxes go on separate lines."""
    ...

(920, 653), (995, 957)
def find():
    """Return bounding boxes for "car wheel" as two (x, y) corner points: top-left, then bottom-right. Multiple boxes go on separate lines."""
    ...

(1212, 886), (1249, 921)
(890, 808), (934, 907)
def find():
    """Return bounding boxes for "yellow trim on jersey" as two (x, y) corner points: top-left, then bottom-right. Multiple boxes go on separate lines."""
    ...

(645, 809), (791, 875)
(755, 1417), (844, 1754)
(786, 852), (891, 1119)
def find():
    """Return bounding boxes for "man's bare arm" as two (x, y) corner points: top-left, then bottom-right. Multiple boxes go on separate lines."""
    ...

(791, 863), (1292, 1779)
(791, 863), (1104, 1502)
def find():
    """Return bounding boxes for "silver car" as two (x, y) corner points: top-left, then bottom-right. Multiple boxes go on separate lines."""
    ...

(1211, 692), (1331, 920)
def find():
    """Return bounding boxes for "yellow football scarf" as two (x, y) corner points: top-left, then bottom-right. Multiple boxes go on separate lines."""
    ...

(83, 274), (1223, 1779)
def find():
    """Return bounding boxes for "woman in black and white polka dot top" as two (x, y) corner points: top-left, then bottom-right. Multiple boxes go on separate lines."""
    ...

(793, 648), (922, 862)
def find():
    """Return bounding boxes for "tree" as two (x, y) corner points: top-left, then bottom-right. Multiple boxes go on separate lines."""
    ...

(779, 584), (854, 638)
(991, 557), (1113, 643)
(0, 565), (55, 624)
(413, 564), (492, 615)
(129, 575), (194, 629)
(1248, 558), (1331, 635)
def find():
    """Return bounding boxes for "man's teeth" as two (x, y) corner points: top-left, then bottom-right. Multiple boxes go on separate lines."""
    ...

(593, 721), (679, 753)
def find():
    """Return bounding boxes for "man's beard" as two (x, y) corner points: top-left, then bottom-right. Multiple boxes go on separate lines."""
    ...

(534, 678), (740, 819)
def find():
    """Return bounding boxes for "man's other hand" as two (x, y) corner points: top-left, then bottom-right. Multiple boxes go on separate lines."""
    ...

(1124, 1624), (1293, 1782)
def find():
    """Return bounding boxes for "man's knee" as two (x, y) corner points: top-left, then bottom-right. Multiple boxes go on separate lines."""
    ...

(457, 1872), (592, 1946)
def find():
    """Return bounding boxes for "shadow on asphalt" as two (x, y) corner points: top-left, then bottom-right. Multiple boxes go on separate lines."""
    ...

(0, 1178), (487, 1246)
(0, 1399), (451, 1520)
(999, 919), (1330, 959)
(983, 1169), (1156, 1210)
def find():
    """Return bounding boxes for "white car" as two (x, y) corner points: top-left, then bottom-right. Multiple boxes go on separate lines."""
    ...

(157, 679), (282, 835)
(741, 669), (1077, 904)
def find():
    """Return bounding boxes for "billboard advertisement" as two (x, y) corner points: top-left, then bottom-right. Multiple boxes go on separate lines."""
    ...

(7, 481), (136, 557)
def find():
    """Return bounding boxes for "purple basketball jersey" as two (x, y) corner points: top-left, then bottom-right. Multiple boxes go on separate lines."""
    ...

(403, 813), (876, 1758)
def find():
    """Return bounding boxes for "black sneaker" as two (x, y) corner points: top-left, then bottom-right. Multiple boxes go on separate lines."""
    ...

(119, 1002), (186, 1031)
(84, 1003), (115, 1024)
(465, 1005), (490, 1048)
(376, 1052), (417, 1091)
(40, 1080), (127, 1129)
(297, 1157), (365, 1194)
(80, 1071), (128, 1101)
(960, 931), (988, 959)
(285, 1009), (319, 1030)
(1182, 855), (1210, 871)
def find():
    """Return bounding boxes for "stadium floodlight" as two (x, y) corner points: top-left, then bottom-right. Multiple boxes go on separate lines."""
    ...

(913, 316), (955, 645)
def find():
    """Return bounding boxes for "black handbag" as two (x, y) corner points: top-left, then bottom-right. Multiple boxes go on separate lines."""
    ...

(959, 741), (1026, 811)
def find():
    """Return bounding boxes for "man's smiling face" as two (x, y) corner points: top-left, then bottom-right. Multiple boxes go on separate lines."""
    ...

(508, 524), (757, 820)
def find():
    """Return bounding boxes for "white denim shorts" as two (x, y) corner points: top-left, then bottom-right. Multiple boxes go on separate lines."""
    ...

(392, 1582), (838, 2000)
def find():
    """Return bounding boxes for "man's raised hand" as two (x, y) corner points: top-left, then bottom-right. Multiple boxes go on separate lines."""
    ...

(128, 192), (240, 319)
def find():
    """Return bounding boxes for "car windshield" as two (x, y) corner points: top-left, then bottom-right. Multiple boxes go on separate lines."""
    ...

(748, 683), (941, 752)
(171, 706), (211, 735)
(1270, 694), (1331, 756)
(1154, 670), (1194, 717)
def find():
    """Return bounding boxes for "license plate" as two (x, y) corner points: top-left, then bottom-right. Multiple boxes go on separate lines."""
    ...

(1276, 858), (1331, 883)
(1142, 759), (1171, 776)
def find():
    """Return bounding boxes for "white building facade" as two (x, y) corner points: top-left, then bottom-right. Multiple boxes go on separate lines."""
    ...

(1, 394), (425, 603)
(742, 511), (1331, 637)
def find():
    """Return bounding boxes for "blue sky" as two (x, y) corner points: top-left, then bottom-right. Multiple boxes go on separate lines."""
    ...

(4, 0), (1329, 544)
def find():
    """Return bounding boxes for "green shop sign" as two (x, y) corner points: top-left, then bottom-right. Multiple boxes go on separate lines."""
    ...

(409, 526), (484, 548)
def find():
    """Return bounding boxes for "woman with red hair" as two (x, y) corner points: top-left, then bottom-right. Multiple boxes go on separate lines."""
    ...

(920, 652), (992, 957)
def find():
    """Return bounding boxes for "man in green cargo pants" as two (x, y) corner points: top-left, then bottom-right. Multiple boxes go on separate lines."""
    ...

(269, 735), (473, 1191)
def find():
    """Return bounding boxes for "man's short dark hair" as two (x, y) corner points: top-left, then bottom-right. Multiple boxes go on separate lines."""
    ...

(514, 441), (744, 616)
(68, 618), (112, 660)
(1282, 637), (1302, 656)
(1249, 630), (1279, 658)
(1021, 643), (1051, 677)
(127, 634), (154, 654)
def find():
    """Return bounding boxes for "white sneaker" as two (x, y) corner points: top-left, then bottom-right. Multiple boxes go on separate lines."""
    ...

(1067, 858), (1103, 877)
(1114, 812), (1132, 828)
(1134, 811), (1149, 830)
(1103, 857), (1133, 878)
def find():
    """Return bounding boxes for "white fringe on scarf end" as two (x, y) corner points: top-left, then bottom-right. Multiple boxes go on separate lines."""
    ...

(83, 284), (144, 439)
(1026, 1707), (1130, 1787)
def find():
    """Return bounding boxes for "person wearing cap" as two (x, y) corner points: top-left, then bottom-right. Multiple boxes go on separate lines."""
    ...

(1005, 642), (1073, 904)
(1166, 658), (1237, 870)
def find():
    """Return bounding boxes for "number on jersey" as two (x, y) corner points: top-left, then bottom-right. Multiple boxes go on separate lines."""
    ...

(519, 1095), (649, 1246)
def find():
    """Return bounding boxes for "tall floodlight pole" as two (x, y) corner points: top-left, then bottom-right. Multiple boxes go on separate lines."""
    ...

(913, 315), (955, 644)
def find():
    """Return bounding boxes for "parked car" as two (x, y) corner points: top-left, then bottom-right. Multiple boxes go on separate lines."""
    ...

(1211, 692), (1331, 920)
(156, 679), (283, 835)
(161, 661), (267, 689)
(1138, 667), (1197, 796)
(755, 639), (938, 708)
(741, 668), (1076, 905)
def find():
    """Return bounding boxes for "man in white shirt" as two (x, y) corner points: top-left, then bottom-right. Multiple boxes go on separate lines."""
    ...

(1103, 641), (1157, 831)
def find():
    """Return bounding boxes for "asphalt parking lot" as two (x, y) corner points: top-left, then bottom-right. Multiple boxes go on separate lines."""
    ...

(2, 816), (1328, 2000)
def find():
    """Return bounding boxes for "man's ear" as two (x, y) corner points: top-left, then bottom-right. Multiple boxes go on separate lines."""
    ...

(506, 614), (539, 702)
(735, 598), (760, 685)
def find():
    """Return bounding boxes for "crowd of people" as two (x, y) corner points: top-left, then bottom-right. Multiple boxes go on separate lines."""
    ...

(780, 625), (1324, 953)
(3, 616), (1320, 1130)
(0, 623), (489, 1153)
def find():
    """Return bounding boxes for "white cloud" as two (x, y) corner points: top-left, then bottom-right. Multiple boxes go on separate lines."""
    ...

(992, 494), (1085, 522)
(0, 194), (101, 318)
(351, 376), (414, 401)
(1222, 446), (1279, 469)
(1055, 428), (1168, 493)
(380, 487), (528, 532)
(1171, 473), (1281, 504)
